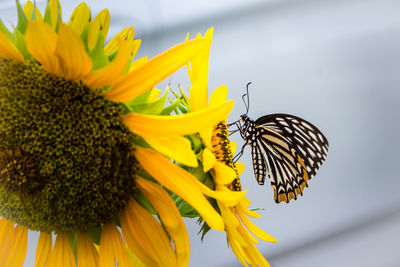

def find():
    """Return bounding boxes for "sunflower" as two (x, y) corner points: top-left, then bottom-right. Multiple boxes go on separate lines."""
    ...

(0, 1), (246, 266)
(185, 30), (278, 266)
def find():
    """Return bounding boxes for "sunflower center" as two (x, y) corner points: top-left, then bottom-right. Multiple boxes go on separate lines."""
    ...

(0, 59), (137, 233)
(211, 121), (241, 191)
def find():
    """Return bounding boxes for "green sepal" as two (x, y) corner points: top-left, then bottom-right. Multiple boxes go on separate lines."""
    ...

(43, 3), (52, 26)
(127, 89), (151, 106)
(160, 98), (181, 115)
(0, 20), (15, 43)
(107, 50), (117, 63)
(133, 189), (156, 214)
(126, 89), (169, 115)
(177, 104), (187, 114)
(43, 1), (62, 30)
(113, 215), (121, 228)
(15, 1), (28, 34)
(172, 194), (199, 218)
(198, 197), (220, 239)
(79, 23), (89, 49)
(87, 226), (102, 246)
(186, 134), (203, 154)
(14, 28), (30, 59)
(89, 31), (109, 70)
(67, 233), (78, 262)
(197, 218), (211, 240)
(190, 163), (214, 188)
(179, 86), (191, 109)
(132, 135), (151, 148)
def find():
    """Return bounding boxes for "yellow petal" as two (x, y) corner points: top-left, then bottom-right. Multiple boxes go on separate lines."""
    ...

(209, 85), (228, 107)
(236, 208), (277, 243)
(105, 39), (212, 103)
(202, 148), (216, 172)
(0, 32), (24, 63)
(229, 238), (249, 267)
(222, 211), (247, 248)
(148, 88), (162, 102)
(127, 246), (147, 267)
(235, 161), (245, 176)
(5, 225), (28, 267)
(87, 9), (110, 51)
(77, 233), (99, 267)
(99, 221), (130, 267)
(83, 38), (130, 88)
(105, 27), (134, 56)
(35, 232), (53, 267)
(68, 3), (91, 36)
(186, 30), (213, 112)
(25, 21), (59, 73)
(121, 199), (176, 267)
(24, 0), (43, 21)
(199, 128), (213, 149)
(50, 234), (76, 267)
(144, 135), (198, 167)
(121, 213), (158, 267)
(122, 100), (234, 137)
(211, 184), (247, 207)
(135, 147), (224, 231)
(189, 75), (208, 112)
(0, 218), (15, 263)
(129, 56), (148, 72)
(213, 161), (237, 185)
(237, 197), (261, 219)
(136, 178), (190, 267)
(230, 141), (237, 155)
(55, 23), (92, 81)
(48, 0), (62, 29)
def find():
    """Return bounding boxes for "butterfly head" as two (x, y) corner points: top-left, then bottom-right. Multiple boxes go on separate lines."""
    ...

(240, 114), (250, 123)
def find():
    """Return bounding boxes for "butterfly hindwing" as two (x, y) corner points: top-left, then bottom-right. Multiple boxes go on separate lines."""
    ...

(251, 123), (309, 203)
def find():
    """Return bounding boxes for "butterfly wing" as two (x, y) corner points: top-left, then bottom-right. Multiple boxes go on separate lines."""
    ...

(254, 114), (328, 203)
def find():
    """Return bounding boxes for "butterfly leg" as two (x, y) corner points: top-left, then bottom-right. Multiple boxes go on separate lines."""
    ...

(228, 121), (241, 136)
(233, 143), (246, 162)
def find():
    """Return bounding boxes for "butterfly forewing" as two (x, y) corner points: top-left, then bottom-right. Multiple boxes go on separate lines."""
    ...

(255, 114), (328, 178)
(242, 113), (328, 203)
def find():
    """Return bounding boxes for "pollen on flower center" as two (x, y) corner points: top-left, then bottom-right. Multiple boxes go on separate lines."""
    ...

(211, 121), (242, 191)
(0, 59), (138, 233)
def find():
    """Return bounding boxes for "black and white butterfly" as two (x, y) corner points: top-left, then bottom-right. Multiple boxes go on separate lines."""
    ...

(231, 83), (329, 203)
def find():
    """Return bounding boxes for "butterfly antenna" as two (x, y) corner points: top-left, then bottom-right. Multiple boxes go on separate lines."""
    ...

(245, 82), (251, 114)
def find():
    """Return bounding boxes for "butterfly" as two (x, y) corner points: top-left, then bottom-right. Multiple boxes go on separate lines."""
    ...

(231, 83), (329, 203)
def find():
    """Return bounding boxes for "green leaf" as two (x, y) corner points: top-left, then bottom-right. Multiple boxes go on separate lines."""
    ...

(15, 1), (28, 34)
(14, 28), (30, 59)
(0, 20), (15, 43)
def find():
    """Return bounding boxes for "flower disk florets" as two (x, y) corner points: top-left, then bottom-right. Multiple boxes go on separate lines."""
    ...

(0, 59), (137, 233)
(212, 121), (242, 191)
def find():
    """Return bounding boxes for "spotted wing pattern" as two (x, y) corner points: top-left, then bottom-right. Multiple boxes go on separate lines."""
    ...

(250, 114), (328, 203)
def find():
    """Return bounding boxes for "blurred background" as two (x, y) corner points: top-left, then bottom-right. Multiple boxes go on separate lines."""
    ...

(2, 0), (400, 266)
